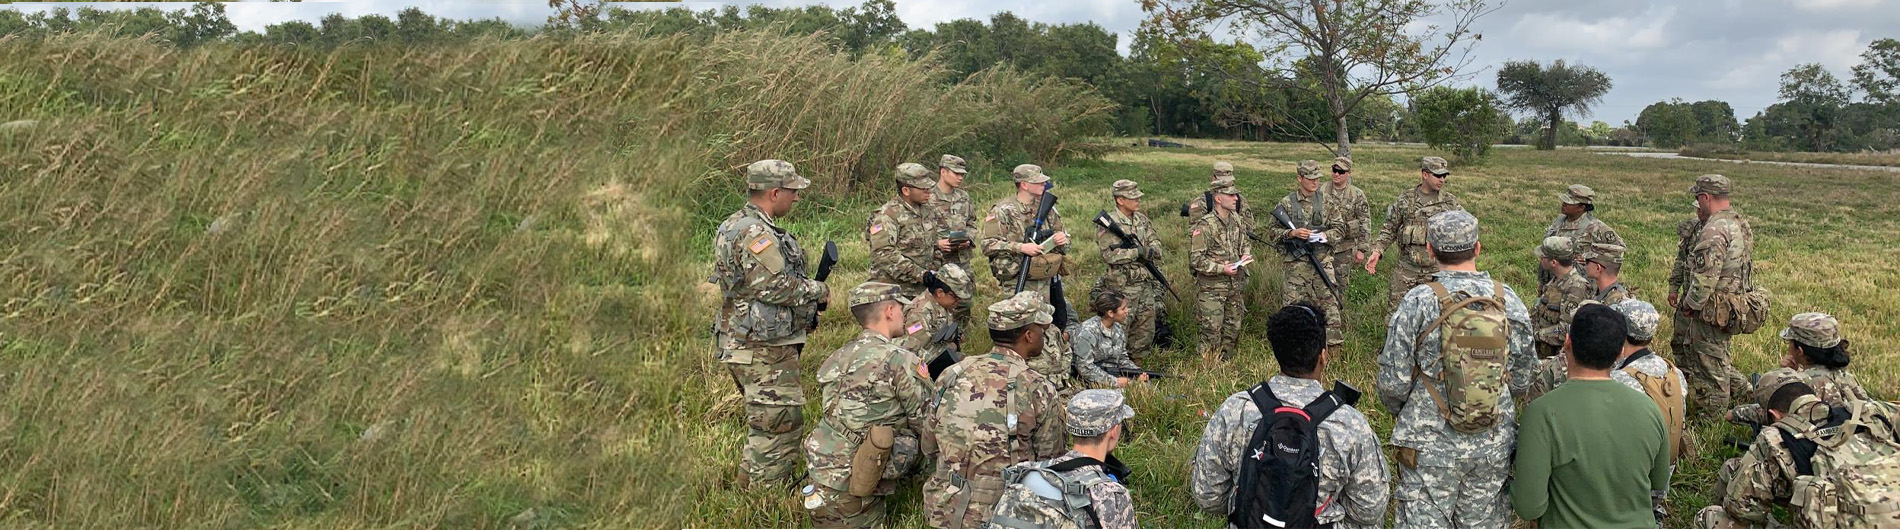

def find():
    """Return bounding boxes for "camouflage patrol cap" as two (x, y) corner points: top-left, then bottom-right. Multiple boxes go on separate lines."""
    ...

(1534, 236), (1577, 261)
(1210, 174), (1237, 189)
(1420, 156), (1450, 176)
(988, 290), (1054, 330)
(1780, 312), (1842, 348)
(1426, 210), (1479, 252)
(1559, 184), (1596, 205)
(1212, 162), (1235, 177)
(1332, 156), (1353, 172)
(1688, 174), (1731, 196)
(1611, 299), (1661, 341)
(1297, 160), (1322, 179)
(1580, 242), (1626, 265)
(848, 281), (910, 308)
(1012, 164), (1051, 184)
(1111, 179), (1144, 199)
(1209, 180), (1240, 196)
(745, 159), (812, 190)
(940, 154), (968, 174)
(936, 263), (975, 300)
(1754, 368), (1805, 410)
(895, 163), (934, 188)
(1067, 389), (1135, 437)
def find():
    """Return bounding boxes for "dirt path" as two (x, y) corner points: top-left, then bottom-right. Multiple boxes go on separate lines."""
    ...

(1600, 151), (1900, 173)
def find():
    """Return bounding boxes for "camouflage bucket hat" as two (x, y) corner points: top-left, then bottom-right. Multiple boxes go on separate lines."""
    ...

(940, 154), (968, 174)
(1420, 156), (1450, 176)
(1427, 210), (1478, 252)
(1111, 179), (1144, 199)
(1296, 160), (1322, 179)
(1611, 299), (1661, 341)
(1581, 242), (1625, 265)
(1066, 389), (1134, 437)
(1534, 236), (1576, 261)
(988, 291), (1054, 330)
(848, 281), (910, 308)
(1688, 174), (1731, 196)
(1754, 368), (1805, 410)
(894, 162), (935, 188)
(745, 159), (812, 191)
(1012, 164), (1051, 184)
(1332, 156), (1352, 172)
(1559, 184), (1596, 205)
(1780, 312), (1842, 348)
(935, 263), (975, 300)
(1212, 161), (1235, 178)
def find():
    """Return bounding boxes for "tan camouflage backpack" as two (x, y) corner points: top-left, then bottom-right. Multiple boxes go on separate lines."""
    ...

(987, 456), (1114, 529)
(1414, 281), (1510, 434)
(1781, 399), (1900, 528)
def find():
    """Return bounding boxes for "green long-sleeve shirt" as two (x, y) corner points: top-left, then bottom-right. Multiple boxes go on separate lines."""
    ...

(1512, 379), (1672, 528)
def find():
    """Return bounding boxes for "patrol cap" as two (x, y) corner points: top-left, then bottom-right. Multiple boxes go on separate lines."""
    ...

(894, 163), (934, 188)
(1780, 312), (1842, 349)
(1420, 156), (1450, 176)
(848, 281), (910, 308)
(1426, 210), (1478, 252)
(1209, 180), (1240, 196)
(1111, 179), (1144, 199)
(1209, 174), (1237, 189)
(1689, 174), (1731, 196)
(1332, 156), (1352, 172)
(746, 159), (812, 191)
(1754, 368), (1805, 411)
(1012, 164), (1051, 184)
(1212, 161), (1235, 177)
(1611, 299), (1661, 342)
(1559, 184), (1596, 205)
(1534, 236), (1576, 261)
(1580, 242), (1625, 265)
(987, 290), (1054, 330)
(940, 154), (968, 174)
(1066, 389), (1135, 437)
(1297, 160), (1322, 180)
(935, 263), (974, 300)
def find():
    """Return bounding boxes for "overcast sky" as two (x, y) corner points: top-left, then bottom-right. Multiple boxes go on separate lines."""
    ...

(9, 0), (1896, 124)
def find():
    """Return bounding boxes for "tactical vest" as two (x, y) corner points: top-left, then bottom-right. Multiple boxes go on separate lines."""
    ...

(712, 209), (813, 344)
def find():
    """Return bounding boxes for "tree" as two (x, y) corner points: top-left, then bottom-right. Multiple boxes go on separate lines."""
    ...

(1777, 63), (1851, 151)
(1494, 59), (1613, 150)
(1413, 86), (1506, 161)
(1635, 99), (1699, 148)
(1851, 38), (1900, 107)
(1140, 0), (1497, 156)
(1688, 100), (1741, 143)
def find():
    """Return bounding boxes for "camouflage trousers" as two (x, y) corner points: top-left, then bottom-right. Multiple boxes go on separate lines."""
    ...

(1393, 446), (1513, 529)
(1282, 254), (1343, 347)
(1331, 248), (1358, 296)
(1196, 275), (1246, 362)
(807, 483), (886, 529)
(721, 343), (806, 484)
(1671, 311), (1751, 419)
(1388, 256), (1438, 310)
(1693, 457), (1747, 528)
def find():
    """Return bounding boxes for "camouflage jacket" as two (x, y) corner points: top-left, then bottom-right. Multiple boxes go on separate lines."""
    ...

(1184, 192), (1255, 236)
(924, 346), (1069, 496)
(1674, 208), (1754, 311)
(1190, 376), (1390, 528)
(1376, 270), (1535, 452)
(990, 450), (1138, 529)
(1717, 395), (1900, 526)
(1545, 213), (1626, 249)
(709, 203), (827, 350)
(1030, 326), (1078, 394)
(1667, 217), (1704, 295)
(1189, 210), (1250, 279)
(806, 329), (932, 495)
(1372, 186), (1463, 266)
(1592, 280), (1632, 305)
(867, 196), (941, 289)
(899, 294), (958, 365)
(1729, 365), (1873, 425)
(1071, 316), (1138, 387)
(1534, 267), (1593, 346)
(981, 195), (1069, 281)
(1096, 209), (1164, 287)
(1266, 188), (1344, 260)
(1325, 182), (1372, 254)
(930, 185), (976, 264)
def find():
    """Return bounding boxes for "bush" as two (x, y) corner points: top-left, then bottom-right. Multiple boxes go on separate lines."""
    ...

(1413, 86), (1507, 162)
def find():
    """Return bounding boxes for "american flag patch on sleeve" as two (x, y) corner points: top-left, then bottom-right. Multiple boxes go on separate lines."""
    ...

(908, 322), (925, 334)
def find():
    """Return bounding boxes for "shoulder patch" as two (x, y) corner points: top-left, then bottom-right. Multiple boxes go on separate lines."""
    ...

(985, 213), (997, 222)
(1191, 228), (1202, 237)
(908, 322), (925, 335)
(747, 235), (774, 254)
(917, 363), (930, 380)
(870, 223), (884, 235)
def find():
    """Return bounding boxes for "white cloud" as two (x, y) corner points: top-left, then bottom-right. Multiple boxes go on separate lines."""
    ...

(1505, 5), (1676, 54)
(1711, 29), (1864, 88)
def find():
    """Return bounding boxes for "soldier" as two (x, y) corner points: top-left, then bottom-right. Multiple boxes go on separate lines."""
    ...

(1726, 312), (1872, 427)
(1532, 236), (1592, 359)
(1376, 210), (1535, 529)
(981, 164), (1070, 304)
(1326, 156), (1373, 297)
(1192, 303), (1389, 528)
(1541, 184), (1626, 285)
(1669, 174), (1757, 419)
(930, 154), (977, 328)
(1093, 179), (1166, 361)
(1267, 160), (1346, 351)
(922, 291), (1069, 528)
(867, 163), (941, 296)
(1694, 376), (1900, 529)
(802, 282), (933, 528)
(1072, 291), (1149, 389)
(710, 159), (832, 487)
(1189, 180), (1253, 363)
(988, 389), (1139, 529)
(1581, 242), (1631, 304)
(1182, 162), (1254, 234)
(1367, 156), (1464, 309)
(901, 264), (974, 374)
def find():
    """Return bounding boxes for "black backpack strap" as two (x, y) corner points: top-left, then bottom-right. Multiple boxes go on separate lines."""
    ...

(1776, 426), (1820, 476)
(1047, 456), (1104, 473)
(1247, 381), (1287, 417)
(1618, 348), (1654, 370)
(1302, 391), (1349, 427)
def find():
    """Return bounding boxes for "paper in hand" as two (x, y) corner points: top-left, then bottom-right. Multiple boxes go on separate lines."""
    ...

(1308, 232), (1328, 244)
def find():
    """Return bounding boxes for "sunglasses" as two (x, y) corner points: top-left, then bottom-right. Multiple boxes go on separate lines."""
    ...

(1431, 173), (1450, 180)
(1332, 167), (1348, 174)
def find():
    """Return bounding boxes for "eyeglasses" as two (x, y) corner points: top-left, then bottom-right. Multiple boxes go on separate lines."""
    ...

(1432, 173), (1450, 180)
(1332, 167), (1348, 174)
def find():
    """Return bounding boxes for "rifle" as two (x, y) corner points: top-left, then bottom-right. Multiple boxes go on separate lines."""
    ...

(808, 240), (839, 331)
(1270, 206), (1342, 303)
(1093, 209), (1180, 302)
(1014, 192), (1060, 294)
(1049, 275), (1071, 330)
(1105, 367), (1170, 380)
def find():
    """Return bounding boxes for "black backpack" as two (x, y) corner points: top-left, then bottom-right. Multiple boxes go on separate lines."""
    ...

(1229, 381), (1361, 529)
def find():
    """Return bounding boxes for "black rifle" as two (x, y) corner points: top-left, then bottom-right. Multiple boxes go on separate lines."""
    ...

(1093, 209), (1180, 302)
(1050, 275), (1071, 330)
(924, 321), (963, 379)
(1014, 192), (1060, 294)
(808, 240), (839, 331)
(1105, 367), (1170, 380)
(1270, 206), (1342, 304)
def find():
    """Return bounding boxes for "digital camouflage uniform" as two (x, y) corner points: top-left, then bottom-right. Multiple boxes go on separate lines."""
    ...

(804, 283), (932, 528)
(1376, 210), (1536, 529)
(1728, 313), (1873, 426)
(1671, 175), (1757, 418)
(981, 164), (1069, 304)
(1371, 157), (1464, 309)
(988, 390), (1138, 529)
(923, 292), (1069, 528)
(1582, 242), (1632, 305)
(866, 163), (942, 296)
(1189, 182), (1252, 362)
(710, 160), (829, 485)
(1268, 160), (1345, 347)
(1542, 184), (1626, 286)
(900, 264), (974, 370)
(1094, 179), (1167, 361)
(1191, 375), (1391, 528)
(1531, 237), (1592, 358)
(931, 155), (976, 328)
(1071, 316), (1138, 388)
(1695, 391), (1900, 529)
(1326, 156), (1373, 299)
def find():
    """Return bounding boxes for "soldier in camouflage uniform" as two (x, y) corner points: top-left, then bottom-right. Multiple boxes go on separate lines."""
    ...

(1541, 184), (1626, 285)
(1193, 303), (1390, 527)
(1183, 162), (1254, 234)
(988, 389), (1139, 529)
(1367, 157), (1464, 310)
(1189, 181), (1253, 363)
(981, 164), (1070, 304)
(803, 282), (933, 528)
(1326, 156), (1373, 298)
(1093, 179), (1167, 361)
(1580, 242), (1631, 305)
(1726, 312), (1872, 427)
(1072, 291), (1147, 388)
(931, 155), (977, 328)
(1532, 236), (1592, 359)
(710, 160), (832, 486)
(923, 291), (1069, 528)
(1268, 160), (1346, 349)
(1669, 174), (1757, 419)
(867, 163), (941, 296)
(901, 264), (974, 373)
(1694, 374), (1900, 529)
(1376, 210), (1536, 529)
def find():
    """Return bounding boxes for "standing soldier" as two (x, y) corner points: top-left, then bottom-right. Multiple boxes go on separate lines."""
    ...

(923, 291), (1069, 528)
(1542, 184), (1626, 285)
(1189, 180), (1253, 363)
(803, 282), (933, 528)
(1367, 157), (1464, 309)
(1326, 156), (1373, 297)
(867, 163), (941, 296)
(1580, 242), (1631, 305)
(930, 155), (976, 328)
(981, 164), (1070, 303)
(1182, 162), (1254, 234)
(1267, 160), (1346, 351)
(1532, 236), (1592, 359)
(901, 264), (974, 375)
(1669, 174), (1757, 419)
(710, 159), (831, 487)
(1094, 179), (1166, 361)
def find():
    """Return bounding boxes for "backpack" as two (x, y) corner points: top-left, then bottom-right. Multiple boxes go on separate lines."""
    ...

(1412, 281), (1511, 434)
(1229, 381), (1361, 529)
(1618, 350), (1690, 462)
(1778, 400), (1900, 529)
(988, 456), (1115, 529)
